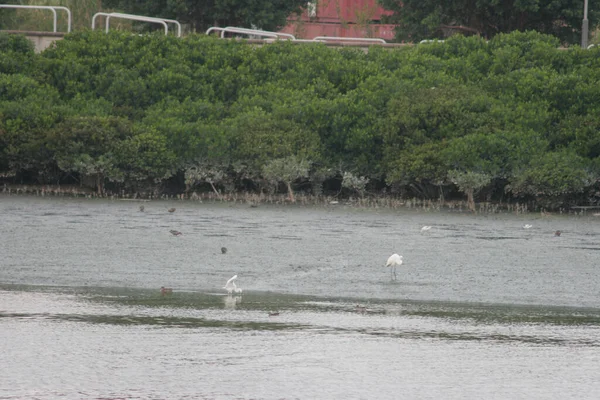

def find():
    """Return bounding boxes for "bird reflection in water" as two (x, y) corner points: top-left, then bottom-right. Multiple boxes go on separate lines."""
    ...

(223, 295), (242, 309)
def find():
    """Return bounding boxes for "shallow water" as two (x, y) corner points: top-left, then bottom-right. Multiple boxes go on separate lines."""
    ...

(1, 195), (600, 399)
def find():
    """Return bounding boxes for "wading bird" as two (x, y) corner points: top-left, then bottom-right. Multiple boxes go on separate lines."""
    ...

(223, 275), (242, 295)
(385, 253), (403, 281)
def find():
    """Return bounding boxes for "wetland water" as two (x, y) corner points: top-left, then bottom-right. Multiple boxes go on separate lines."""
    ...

(1, 195), (600, 399)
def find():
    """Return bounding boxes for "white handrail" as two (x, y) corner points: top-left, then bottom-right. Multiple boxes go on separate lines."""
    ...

(313, 36), (386, 44)
(205, 27), (225, 36)
(92, 12), (111, 31)
(0, 5), (71, 33)
(224, 27), (295, 40)
(207, 26), (295, 40)
(221, 27), (278, 39)
(110, 12), (181, 37)
(264, 38), (322, 43)
(105, 13), (167, 35)
(92, 12), (181, 36)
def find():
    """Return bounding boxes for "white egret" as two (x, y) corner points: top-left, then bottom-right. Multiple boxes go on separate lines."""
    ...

(223, 275), (242, 294)
(385, 253), (403, 281)
(232, 281), (243, 294)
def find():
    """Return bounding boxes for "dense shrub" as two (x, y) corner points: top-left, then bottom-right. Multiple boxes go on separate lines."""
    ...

(1, 30), (599, 208)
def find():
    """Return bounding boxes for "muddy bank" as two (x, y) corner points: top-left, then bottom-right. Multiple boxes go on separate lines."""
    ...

(4, 182), (600, 215)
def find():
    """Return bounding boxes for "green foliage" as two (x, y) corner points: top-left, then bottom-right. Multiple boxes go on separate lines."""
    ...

(116, 130), (177, 183)
(385, 141), (448, 185)
(447, 170), (492, 210)
(342, 172), (370, 198)
(379, 0), (598, 44)
(102, 0), (306, 32)
(48, 116), (134, 192)
(0, 32), (35, 74)
(509, 151), (594, 197)
(262, 155), (311, 201)
(185, 162), (228, 196)
(226, 108), (321, 172)
(263, 156), (311, 184)
(0, 73), (66, 178)
(448, 170), (492, 194)
(0, 73), (44, 101)
(0, 32), (34, 54)
(1, 31), (599, 208)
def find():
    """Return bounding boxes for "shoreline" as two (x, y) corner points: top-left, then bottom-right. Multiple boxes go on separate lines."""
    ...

(3, 183), (600, 216)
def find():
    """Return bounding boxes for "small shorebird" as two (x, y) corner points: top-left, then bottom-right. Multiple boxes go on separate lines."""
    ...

(161, 286), (173, 296)
(421, 226), (432, 232)
(523, 224), (532, 229)
(139, 205), (145, 212)
(168, 208), (176, 213)
(221, 247), (228, 254)
(169, 230), (182, 236)
(355, 305), (367, 313)
(555, 230), (561, 237)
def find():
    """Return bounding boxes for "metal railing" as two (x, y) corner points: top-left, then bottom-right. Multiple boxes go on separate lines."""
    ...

(110, 13), (181, 37)
(206, 26), (295, 40)
(205, 27), (390, 44)
(0, 4), (71, 33)
(92, 12), (181, 37)
(313, 36), (386, 44)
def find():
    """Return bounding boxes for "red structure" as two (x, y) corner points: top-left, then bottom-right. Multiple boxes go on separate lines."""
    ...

(279, 0), (396, 41)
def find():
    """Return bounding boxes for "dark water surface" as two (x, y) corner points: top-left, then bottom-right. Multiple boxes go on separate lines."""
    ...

(1, 195), (599, 399)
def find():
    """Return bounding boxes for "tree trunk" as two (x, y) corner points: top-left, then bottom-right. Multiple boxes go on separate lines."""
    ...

(209, 181), (222, 199)
(286, 181), (295, 202)
(466, 188), (475, 211)
(95, 174), (104, 196)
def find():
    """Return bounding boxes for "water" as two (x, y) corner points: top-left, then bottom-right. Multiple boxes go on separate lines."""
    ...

(1, 195), (600, 399)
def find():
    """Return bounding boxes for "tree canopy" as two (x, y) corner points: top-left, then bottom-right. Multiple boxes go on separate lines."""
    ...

(102, 0), (306, 33)
(1, 30), (600, 209)
(378, 0), (599, 44)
